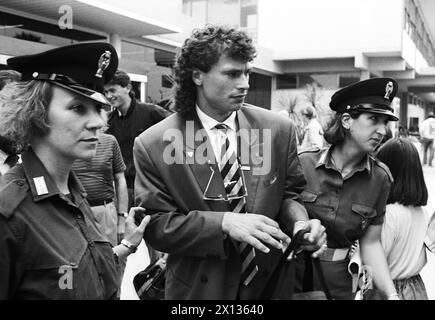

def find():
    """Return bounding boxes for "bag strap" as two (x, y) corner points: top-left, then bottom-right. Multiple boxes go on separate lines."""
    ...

(312, 256), (333, 300)
(259, 229), (309, 299)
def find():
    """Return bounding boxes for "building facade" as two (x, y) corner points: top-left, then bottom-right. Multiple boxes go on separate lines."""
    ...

(1, 0), (435, 131)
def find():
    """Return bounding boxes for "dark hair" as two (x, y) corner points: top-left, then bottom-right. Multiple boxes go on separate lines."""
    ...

(173, 25), (256, 117)
(377, 138), (428, 206)
(106, 70), (130, 87)
(105, 69), (135, 98)
(323, 110), (361, 146)
(0, 69), (21, 90)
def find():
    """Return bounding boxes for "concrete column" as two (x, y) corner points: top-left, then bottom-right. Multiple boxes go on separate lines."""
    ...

(360, 71), (370, 80)
(400, 92), (408, 127)
(109, 33), (122, 59)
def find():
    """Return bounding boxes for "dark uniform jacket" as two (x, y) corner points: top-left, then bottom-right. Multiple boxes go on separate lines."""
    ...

(298, 146), (393, 248)
(106, 99), (169, 189)
(0, 148), (118, 299)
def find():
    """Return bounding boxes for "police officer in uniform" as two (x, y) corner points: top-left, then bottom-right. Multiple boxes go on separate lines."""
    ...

(297, 78), (400, 300)
(0, 43), (149, 299)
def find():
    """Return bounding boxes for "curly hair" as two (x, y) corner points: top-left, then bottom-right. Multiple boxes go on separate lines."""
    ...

(173, 25), (256, 117)
(0, 80), (52, 150)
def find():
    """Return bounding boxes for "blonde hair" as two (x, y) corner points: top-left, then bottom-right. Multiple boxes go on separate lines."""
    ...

(0, 80), (52, 150)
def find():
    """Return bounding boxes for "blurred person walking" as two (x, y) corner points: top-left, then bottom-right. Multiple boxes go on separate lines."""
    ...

(300, 105), (324, 151)
(0, 43), (149, 299)
(419, 112), (435, 167)
(297, 78), (400, 300)
(364, 138), (429, 300)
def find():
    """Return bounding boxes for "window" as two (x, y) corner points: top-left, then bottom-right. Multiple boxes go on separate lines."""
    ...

(276, 74), (297, 89)
(339, 76), (360, 88)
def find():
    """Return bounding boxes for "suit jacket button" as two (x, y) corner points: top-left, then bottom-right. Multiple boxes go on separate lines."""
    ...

(200, 275), (208, 283)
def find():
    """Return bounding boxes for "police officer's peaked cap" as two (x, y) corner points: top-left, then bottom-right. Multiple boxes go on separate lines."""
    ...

(329, 77), (399, 121)
(7, 42), (118, 106)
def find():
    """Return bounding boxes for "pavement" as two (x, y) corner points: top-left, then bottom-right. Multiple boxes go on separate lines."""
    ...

(119, 164), (435, 300)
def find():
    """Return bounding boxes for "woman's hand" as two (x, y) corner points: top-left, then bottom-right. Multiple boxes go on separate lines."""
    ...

(123, 207), (150, 248)
(113, 207), (150, 260)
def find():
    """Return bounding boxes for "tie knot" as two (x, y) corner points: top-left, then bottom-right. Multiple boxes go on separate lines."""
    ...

(214, 123), (228, 131)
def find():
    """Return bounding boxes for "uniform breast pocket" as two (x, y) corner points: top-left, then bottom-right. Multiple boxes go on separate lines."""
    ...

(351, 203), (377, 231)
(23, 243), (87, 298)
(300, 190), (333, 220)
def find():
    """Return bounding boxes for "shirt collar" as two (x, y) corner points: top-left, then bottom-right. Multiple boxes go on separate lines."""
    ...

(21, 147), (87, 202)
(116, 98), (135, 118)
(316, 145), (372, 175)
(195, 105), (237, 132)
(0, 148), (8, 165)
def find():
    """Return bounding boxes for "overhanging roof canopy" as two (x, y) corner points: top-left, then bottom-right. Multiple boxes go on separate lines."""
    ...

(0, 0), (181, 38)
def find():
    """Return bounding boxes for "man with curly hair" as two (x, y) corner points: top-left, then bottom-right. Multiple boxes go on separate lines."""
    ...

(133, 25), (326, 299)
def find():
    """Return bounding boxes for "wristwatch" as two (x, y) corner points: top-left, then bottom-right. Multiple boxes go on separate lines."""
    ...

(118, 211), (128, 218)
(121, 239), (137, 253)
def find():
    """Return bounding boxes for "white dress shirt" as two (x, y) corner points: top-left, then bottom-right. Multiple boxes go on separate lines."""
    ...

(195, 105), (238, 161)
(0, 149), (11, 175)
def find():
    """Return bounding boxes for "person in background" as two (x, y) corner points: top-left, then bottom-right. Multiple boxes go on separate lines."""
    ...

(72, 132), (129, 296)
(72, 132), (128, 246)
(300, 105), (324, 151)
(364, 138), (429, 300)
(0, 42), (149, 299)
(104, 70), (169, 265)
(134, 25), (326, 300)
(0, 70), (21, 176)
(297, 78), (400, 300)
(397, 125), (409, 138)
(419, 112), (435, 167)
(104, 70), (170, 209)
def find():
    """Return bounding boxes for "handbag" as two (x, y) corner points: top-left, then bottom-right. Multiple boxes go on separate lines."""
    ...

(133, 254), (167, 300)
(292, 251), (332, 300)
(260, 229), (332, 300)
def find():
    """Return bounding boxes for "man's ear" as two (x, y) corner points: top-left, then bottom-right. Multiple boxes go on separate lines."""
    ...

(192, 68), (203, 86)
(341, 113), (352, 130)
(126, 83), (132, 93)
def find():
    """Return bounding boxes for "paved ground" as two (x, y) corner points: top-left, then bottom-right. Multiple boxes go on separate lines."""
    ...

(120, 164), (435, 300)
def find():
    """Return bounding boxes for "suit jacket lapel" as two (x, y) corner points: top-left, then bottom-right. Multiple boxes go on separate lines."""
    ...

(236, 108), (262, 212)
(182, 115), (229, 212)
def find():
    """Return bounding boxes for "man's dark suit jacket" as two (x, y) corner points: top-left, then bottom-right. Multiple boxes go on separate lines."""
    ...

(133, 104), (308, 299)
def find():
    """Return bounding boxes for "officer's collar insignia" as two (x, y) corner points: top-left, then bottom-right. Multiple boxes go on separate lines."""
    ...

(95, 50), (111, 78)
(384, 81), (394, 99)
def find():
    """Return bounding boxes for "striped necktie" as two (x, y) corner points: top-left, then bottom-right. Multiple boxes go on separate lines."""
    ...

(214, 123), (258, 286)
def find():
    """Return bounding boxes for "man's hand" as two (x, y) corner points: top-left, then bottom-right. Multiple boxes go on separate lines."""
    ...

(221, 212), (291, 253)
(294, 219), (327, 258)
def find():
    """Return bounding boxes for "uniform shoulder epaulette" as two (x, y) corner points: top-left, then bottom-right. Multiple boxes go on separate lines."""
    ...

(0, 179), (28, 219)
(298, 147), (321, 156)
(371, 156), (394, 183)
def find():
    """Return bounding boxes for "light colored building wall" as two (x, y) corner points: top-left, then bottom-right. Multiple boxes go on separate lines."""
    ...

(100, 0), (181, 27)
(408, 102), (426, 128)
(257, 0), (405, 59)
(402, 31), (430, 71)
